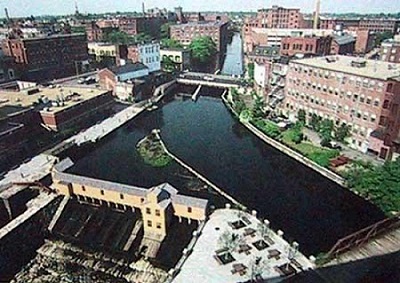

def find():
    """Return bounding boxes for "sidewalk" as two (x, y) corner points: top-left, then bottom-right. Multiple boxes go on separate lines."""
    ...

(303, 128), (384, 167)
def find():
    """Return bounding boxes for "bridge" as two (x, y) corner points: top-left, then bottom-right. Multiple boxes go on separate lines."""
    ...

(176, 72), (242, 88)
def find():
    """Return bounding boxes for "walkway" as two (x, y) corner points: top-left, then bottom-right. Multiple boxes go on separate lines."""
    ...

(0, 192), (58, 240)
(172, 209), (313, 283)
(326, 225), (400, 266)
(0, 154), (58, 187)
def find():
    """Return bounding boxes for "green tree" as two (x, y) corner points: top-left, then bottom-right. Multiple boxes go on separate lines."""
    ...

(160, 23), (171, 39)
(161, 38), (183, 48)
(161, 55), (179, 72)
(335, 123), (351, 142)
(291, 122), (304, 144)
(106, 31), (136, 44)
(298, 109), (306, 124)
(252, 95), (264, 119)
(345, 160), (400, 214)
(247, 63), (255, 80)
(189, 36), (217, 63)
(374, 31), (394, 46)
(310, 114), (321, 131)
(319, 119), (334, 140)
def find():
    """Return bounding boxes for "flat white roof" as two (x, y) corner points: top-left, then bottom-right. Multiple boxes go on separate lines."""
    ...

(172, 209), (313, 283)
(292, 55), (400, 81)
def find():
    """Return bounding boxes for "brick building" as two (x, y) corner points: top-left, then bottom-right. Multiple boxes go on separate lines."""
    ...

(116, 16), (167, 37)
(355, 30), (375, 54)
(244, 6), (305, 31)
(170, 21), (229, 52)
(319, 17), (400, 34)
(331, 34), (356, 55)
(1, 34), (89, 81)
(85, 21), (118, 42)
(0, 85), (113, 131)
(243, 28), (335, 53)
(282, 56), (400, 160)
(98, 63), (150, 100)
(280, 35), (332, 57)
(380, 35), (400, 64)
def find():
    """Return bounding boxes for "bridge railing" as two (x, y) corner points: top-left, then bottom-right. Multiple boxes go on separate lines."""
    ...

(326, 212), (400, 259)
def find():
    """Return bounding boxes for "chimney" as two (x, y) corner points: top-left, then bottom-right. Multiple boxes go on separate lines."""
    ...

(142, 2), (145, 16)
(313, 0), (321, 30)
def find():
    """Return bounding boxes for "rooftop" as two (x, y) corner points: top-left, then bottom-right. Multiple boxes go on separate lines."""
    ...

(0, 85), (109, 115)
(333, 34), (356, 45)
(171, 21), (227, 28)
(109, 62), (148, 76)
(249, 46), (280, 57)
(172, 209), (313, 283)
(292, 55), (400, 80)
(9, 33), (86, 42)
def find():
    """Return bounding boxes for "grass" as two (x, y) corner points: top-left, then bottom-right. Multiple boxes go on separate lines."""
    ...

(281, 128), (340, 168)
(137, 134), (173, 168)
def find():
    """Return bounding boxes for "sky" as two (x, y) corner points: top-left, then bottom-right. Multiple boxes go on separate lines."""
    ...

(0, 0), (399, 17)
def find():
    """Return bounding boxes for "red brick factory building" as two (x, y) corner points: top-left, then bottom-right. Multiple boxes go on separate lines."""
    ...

(282, 56), (400, 160)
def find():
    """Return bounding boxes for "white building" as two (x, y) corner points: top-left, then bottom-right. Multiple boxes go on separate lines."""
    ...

(137, 42), (161, 73)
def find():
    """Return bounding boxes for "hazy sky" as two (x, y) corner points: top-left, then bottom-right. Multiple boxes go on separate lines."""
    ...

(1, 0), (399, 17)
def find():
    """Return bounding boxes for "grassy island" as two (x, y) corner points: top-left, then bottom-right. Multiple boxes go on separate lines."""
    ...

(136, 131), (172, 167)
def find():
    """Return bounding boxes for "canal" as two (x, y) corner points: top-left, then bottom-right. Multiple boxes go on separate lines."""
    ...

(221, 32), (244, 76)
(69, 89), (385, 256)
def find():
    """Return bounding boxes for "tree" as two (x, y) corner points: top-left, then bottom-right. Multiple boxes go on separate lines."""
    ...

(247, 63), (255, 80)
(335, 123), (351, 142)
(310, 114), (321, 131)
(374, 31), (394, 47)
(297, 109), (306, 124)
(218, 230), (244, 254)
(189, 36), (217, 63)
(252, 95), (264, 119)
(106, 31), (135, 45)
(161, 55), (179, 72)
(161, 38), (183, 48)
(319, 119), (334, 140)
(160, 23), (171, 39)
(345, 159), (400, 214)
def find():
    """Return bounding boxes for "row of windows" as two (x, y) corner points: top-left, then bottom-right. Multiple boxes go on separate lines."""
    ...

(147, 220), (162, 229)
(290, 66), (385, 91)
(286, 104), (375, 138)
(142, 56), (160, 64)
(286, 96), (379, 124)
(287, 86), (383, 108)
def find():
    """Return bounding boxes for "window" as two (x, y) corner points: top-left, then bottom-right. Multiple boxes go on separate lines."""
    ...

(156, 223), (162, 229)
(146, 208), (151, 214)
(155, 209), (161, 216)
(383, 100), (390, 109)
(147, 220), (152, 227)
(140, 198), (145, 203)
(120, 194), (124, 200)
(187, 207), (192, 213)
(81, 186), (86, 191)
(100, 189), (104, 195)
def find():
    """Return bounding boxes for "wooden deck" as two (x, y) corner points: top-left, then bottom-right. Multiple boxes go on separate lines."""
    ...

(327, 225), (400, 265)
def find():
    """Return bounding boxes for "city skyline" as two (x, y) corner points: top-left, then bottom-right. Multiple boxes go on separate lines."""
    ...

(1, 0), (399, 17)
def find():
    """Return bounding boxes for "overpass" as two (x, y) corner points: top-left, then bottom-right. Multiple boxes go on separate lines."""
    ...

(176, 72), (242, 88)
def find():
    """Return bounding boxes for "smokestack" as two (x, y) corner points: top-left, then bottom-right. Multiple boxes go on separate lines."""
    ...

(313, 0), (321, 30)
(142, 2), (145, 15)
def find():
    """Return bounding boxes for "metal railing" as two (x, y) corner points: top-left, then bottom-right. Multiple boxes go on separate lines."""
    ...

(326, 213), (400, 259)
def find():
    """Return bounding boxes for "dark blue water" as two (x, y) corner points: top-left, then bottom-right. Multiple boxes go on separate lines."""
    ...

(221, 32), (244, 76)
(70, 94), (385, 256)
